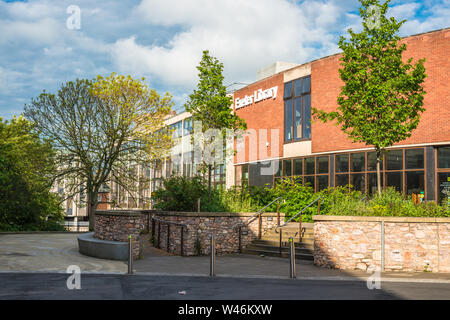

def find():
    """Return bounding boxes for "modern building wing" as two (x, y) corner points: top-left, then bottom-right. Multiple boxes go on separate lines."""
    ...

(231, 28), (450, 202)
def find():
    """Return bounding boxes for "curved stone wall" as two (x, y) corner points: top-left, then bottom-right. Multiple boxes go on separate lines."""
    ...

(94, 210), (143, 259)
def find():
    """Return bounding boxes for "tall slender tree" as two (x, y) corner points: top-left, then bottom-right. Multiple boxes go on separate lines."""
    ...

(313, 0), (426, 195)
(185, 50), (246, 198)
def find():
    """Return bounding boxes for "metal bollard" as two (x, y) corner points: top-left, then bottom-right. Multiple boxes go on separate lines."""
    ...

(128, 234), (133, 275)
(210, 234), (216, 277)
(289, 237), (296, 278)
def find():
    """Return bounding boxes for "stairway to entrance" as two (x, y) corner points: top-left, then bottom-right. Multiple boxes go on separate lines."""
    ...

(242, 222), (314, 261)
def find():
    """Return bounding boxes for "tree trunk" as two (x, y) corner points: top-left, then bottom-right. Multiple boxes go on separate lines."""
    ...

(208, 164), (212, 201)
(376, 150), (382, 197)
(87, 192), (97, 231)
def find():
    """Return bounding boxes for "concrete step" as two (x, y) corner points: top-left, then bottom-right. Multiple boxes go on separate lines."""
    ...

(262, 233), (314, 240)
(241, 248), (314, 261)
(260, 236), (314, 244)
(252, 239), (314, 249)
(246, 243), (313, 255)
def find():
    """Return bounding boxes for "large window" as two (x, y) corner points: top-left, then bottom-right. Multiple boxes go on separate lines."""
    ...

(437, 146), (450, 206)
(334, 148), (425, 196)
(183, 117), (193, 136)
(276, 155), (329, 192)
(284, 75), (311, 143)
(170, 121), (182, 139)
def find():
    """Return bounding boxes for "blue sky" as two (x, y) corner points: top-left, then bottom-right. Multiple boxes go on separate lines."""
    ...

(0, 0), (449, 119)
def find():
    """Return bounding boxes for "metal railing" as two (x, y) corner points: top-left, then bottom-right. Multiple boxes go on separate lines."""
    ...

(151, 216), (188, 256)
(275, 196), (321, 245)
(233, 197), (283, 253)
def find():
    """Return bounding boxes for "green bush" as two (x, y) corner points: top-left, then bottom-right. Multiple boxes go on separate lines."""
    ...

(152, 175), (208, 211)
(151, 174), (449, 220)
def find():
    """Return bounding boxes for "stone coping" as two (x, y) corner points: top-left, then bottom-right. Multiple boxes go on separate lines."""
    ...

(95, 210), (145, 217)
(153, 211), (283, 218)
(312, 215), (450, 223)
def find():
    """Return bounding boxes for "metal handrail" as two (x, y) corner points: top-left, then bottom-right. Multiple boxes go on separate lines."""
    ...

(275, 196), (321, 233)
(151, 216), (188, 228)
(233, 197), (283, 230)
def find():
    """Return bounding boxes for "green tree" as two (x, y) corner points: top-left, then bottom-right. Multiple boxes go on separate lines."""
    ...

(0, 116), (64, 231)
(185, 50), (247, 198)
(312, 0), (426, 195)
(24, 74), (173, 229)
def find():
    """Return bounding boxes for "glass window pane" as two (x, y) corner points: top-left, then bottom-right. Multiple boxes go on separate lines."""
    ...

(351, 153), (365, 172)
(367, 152), (383, 171)
(302, 94), (311, 139)
(386, 172), (403, 193)
(293, 78), (302, 96)
(335, 154), (349, 173)
(304, 176), (315, 190)
(317, 156), (329, 174)
(242, 165), (249, 185)
(183, 117), (193, 135)
(283, 159), (292, 176)
(438, 173), (450, 206)
(273, 160), (281, 177)
(294, 158), (303, 175)
(284, 81), (292, 98)
(406, 149), (424, 169)
(368, 173), (383, 195)
(317, 175), (329, 191)
(406, 171), (424, 195)
(351, 174), (365, 192)
(336, 174), (349, 187)
(437, 146), (450, 168)
(305, 157), (315, 175)
(386, 150), (403, 170)
(293, 97), (302, 140)
(302, 76), (311, 94)
(284, 99), (293, 142)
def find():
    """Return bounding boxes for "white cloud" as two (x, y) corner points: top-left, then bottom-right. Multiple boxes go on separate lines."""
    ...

(0, 0), (448, 118)
(111, 0), (344, 90)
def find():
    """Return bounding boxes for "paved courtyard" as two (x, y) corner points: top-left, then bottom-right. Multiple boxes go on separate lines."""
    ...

(1, 233), (450, 285)
(0, 233), (127, 273)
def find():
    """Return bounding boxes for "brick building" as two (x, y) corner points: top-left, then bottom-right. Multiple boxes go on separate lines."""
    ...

(231, 28), (450, 203)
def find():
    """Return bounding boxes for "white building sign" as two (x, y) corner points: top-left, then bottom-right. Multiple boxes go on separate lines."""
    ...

(234, 86), (278, 110)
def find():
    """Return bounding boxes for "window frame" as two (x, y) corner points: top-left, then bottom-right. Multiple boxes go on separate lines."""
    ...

(283, 75), (311, 144)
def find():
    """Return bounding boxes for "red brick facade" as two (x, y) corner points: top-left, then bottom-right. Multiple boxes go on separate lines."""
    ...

(234, 28), (450, 160)
(311, 28), (450, 154)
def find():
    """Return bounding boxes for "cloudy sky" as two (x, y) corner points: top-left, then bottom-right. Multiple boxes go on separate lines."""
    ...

(0, 0), (448, 119)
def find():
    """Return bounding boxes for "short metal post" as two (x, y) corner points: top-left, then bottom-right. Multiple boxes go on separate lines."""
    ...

(197, 198), (201, 212)
(317, 199), (321, 215)
(238, 226), (242, 254)
(299, 215), (302, 243)
(180, 226), (184, 256)
(167, 223), (170, 253)
(279, 229), (283, 255)
(289, 237), (296, 278)
(128, 234), (133, 275)
(258, 213), (262, 239)
(157, 221), (161, 249)
(151, 219), (155, 244)
(210, 234), (216, 277)
(277, 200), (280, 226)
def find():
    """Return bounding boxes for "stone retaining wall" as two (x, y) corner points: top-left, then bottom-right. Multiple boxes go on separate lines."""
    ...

(94, 211), (143, 259)
(152, 211), (284, 256)
(313, 216), (450, 273)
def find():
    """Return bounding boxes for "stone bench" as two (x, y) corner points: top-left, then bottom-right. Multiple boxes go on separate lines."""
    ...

(78, 232), (129, 261)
